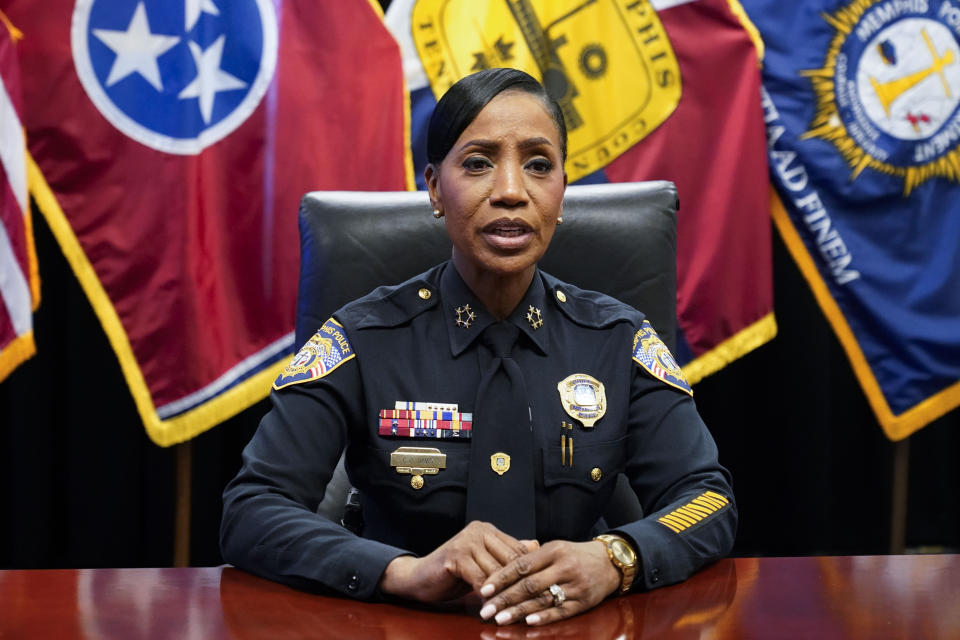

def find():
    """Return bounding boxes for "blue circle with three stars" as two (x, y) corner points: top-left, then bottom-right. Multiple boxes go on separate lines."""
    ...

(72, 0), (277, 154)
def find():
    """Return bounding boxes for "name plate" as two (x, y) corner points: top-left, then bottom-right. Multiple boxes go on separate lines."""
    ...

(390, 446), (447, 472)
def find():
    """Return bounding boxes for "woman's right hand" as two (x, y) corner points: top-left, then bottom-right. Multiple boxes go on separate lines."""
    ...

(379, 521), (538, 603)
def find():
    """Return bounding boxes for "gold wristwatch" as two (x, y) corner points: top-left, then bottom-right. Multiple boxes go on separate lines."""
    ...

(594, 534), (637, 593)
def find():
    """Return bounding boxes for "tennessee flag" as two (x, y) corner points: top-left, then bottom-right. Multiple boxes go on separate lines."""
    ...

(0, 12), (39, 382)
(8, 0), (410, 445)
(386, 0), (775, 383)
(741, 1), (960, 439)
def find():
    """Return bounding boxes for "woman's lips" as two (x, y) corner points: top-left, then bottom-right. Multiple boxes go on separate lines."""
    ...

(482, 218), (534, 251)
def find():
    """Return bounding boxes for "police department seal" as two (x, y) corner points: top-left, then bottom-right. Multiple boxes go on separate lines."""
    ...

(71, 0), (278, 155)
(802, 0), (960, 193)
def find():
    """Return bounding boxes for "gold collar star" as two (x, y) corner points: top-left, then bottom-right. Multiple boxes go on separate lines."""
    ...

(454, 304), (476, 329)
(526, 305), (543, 330)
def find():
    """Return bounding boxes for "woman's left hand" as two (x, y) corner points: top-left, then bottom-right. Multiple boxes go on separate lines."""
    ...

(476, 539), (622, 626)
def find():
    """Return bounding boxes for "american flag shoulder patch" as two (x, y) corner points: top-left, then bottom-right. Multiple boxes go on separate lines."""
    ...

(632, 320), (692, 395)
(273, 318), (355, 390)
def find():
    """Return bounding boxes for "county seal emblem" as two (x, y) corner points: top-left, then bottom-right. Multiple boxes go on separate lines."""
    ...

(802, 0), (960, 193)
(411, 0), (682, 182)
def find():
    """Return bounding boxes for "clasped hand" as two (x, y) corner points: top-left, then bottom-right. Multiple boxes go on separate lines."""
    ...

(379, 521), (621, 626)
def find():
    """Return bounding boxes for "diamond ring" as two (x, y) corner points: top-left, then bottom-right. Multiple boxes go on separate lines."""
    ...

(548, 583), (566, 607)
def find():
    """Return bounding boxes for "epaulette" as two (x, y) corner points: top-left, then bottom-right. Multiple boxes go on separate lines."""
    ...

(339, 265), (443, 330)
(541, 272), (639, 329)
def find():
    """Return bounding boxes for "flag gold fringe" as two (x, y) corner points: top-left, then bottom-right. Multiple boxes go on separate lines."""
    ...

(682, 312), (777, 386)
(725, 0), (764, 66)
(771, 192), (960, 440)
(0, 331), (35, 382)
(27, 154), (287, 447)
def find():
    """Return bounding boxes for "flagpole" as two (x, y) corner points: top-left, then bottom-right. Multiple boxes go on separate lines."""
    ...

(889, 438), (909, 554)
(174, 441), (192, 567)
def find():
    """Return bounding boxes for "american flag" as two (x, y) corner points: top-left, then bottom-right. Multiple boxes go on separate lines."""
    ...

(0, 12), (38, 382)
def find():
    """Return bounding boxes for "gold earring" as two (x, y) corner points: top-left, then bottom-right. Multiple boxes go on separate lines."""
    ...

(433, 209), (443, 219)
(556, 216), (563, 225)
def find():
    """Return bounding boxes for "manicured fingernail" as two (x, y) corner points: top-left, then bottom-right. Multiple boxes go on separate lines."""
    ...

(525, 613), (541, 625)
(480, 583), (495, 597)
(480, 603), (497, 620)
(495, 610), (512, 625)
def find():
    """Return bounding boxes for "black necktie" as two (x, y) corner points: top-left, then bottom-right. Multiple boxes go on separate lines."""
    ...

(465, 322), (536, 539)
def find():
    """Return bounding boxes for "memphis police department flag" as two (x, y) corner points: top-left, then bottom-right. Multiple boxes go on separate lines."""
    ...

(8, 0), (409, 445)
(386, 0), (775, 384)
(742, 0), (960, 439)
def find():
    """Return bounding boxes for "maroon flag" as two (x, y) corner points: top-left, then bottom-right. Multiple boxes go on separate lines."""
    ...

(0, 12), (39, 382)
(8, 0), (410, 445)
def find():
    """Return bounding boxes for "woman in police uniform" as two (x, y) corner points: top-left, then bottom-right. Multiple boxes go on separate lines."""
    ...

(221, 68), (736, 627)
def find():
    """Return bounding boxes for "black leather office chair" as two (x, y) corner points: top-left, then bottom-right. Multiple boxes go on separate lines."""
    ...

(297, 181), (679, 529)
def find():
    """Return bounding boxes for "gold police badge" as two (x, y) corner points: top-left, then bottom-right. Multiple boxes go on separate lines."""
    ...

(557, 373), (606, 427)
(411, 0), (682, 182)
(491, 451), (511, 475)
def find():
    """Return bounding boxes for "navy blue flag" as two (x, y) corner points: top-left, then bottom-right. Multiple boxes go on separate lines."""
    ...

(742, 1), (960, 439)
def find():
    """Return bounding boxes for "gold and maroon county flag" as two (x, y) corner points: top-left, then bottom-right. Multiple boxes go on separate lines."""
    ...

(0, 12), (39, 382)
(7, 0), (410, 445)
(386, 0), (775, 383)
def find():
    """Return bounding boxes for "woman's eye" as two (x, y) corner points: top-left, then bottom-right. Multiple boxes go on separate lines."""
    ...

(463, 157), (491, 171)
(527, 158), (554, 174)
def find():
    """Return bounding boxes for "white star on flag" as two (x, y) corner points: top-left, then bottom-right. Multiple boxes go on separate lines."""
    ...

(92, 2), (180, 91)
(178, 36), (247, 124)
(185, 0), (220, 32)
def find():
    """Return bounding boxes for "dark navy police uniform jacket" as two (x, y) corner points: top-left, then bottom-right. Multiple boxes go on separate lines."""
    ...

(221, 262), (736, 599)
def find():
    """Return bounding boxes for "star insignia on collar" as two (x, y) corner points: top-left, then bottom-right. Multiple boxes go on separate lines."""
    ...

(526, 305), (543, 330)
(454, 304), (476, 329)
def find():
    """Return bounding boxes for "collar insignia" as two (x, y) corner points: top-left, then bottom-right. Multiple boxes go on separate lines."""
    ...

(526, 305), (543, 330)
(454, 304), (476, 329)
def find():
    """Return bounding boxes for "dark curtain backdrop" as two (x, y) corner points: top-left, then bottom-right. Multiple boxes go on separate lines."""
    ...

(2, 199), (958, 570)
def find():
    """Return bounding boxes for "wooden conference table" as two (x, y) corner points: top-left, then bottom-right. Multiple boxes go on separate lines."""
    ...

(2, 555), (958, 639)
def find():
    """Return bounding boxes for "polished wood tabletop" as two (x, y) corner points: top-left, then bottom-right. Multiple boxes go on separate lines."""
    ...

(2, 555), (958, 639)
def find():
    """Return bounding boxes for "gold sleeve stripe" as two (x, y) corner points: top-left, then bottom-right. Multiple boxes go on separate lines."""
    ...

(685, 503), (716, 516)
(692, 496), (722, 511)
(658, 491), (731, 534)
(660, 513), (689, 526)
(695, 496), (726, 510)
(666, 511), (697, 526)
(659, 519), (682, 534)
(676, 506), (706, 521)
(660, 515), (690, 530)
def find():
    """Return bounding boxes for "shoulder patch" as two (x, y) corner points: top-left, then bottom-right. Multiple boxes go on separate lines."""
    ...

(273, 318), (355, 390)
(632, 320), (692, 396)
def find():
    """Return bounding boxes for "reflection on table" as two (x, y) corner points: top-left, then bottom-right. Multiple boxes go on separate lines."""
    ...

(1, 555), (958, 639)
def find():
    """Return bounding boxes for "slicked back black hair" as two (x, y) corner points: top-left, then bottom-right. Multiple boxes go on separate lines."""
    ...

(426, 68), (567, 165)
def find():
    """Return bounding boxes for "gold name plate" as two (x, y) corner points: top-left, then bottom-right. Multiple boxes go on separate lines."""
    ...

(390, 446), (447, 477)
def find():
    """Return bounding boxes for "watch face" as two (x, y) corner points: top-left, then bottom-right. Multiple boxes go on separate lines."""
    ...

(611, 540), (635, 565)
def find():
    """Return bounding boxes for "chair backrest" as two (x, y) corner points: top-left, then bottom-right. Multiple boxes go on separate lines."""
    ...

(296, 181), (679, 528)
(296, 181), (678, 349)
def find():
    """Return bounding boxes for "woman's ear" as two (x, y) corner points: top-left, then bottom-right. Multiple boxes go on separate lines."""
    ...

(425, 163), (441, 212)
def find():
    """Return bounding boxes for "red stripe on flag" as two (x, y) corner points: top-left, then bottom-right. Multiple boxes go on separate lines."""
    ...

(0, 289), (16, 347)
(605, 0), (771, 358)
